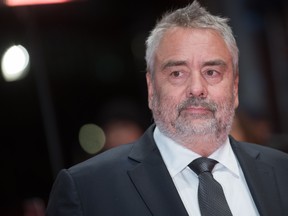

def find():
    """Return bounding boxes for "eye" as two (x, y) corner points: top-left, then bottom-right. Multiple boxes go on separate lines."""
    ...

(170, 71), (182, 77)
(167, 69), (188, 85)
(202, 69), (223, 84)
(206, 70), (217, 76)
(203, 69), (221, 78)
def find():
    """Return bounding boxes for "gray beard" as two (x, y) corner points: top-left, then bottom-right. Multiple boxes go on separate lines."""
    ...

(152, 96), (235, 148)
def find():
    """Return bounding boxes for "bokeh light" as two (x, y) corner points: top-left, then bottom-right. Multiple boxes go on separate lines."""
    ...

(78, 123), (106, 154)
(1, 45), (30, 82)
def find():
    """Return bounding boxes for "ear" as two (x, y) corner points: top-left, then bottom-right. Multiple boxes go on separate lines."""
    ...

(146, 72), (153, 110)
(233, 72), (239, 109)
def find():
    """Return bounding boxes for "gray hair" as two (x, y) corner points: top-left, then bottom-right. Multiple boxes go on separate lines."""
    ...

(145, 0), (239, 76)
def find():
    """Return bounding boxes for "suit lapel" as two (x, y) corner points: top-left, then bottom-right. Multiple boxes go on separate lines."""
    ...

(230, 137), (283, 216)
(127, 126), (284, 216)
(127, 125), (189, 216)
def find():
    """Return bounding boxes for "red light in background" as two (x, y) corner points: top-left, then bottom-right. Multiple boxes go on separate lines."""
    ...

(5, 0), (72, 6)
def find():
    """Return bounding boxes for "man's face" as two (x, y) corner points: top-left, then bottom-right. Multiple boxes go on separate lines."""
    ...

(146, 27), (239, 141)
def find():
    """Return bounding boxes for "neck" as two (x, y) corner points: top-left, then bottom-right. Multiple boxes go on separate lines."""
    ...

(179, 134), (227, 157)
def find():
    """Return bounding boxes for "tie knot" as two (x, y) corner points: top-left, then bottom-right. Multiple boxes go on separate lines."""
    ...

(189, 157), (218, 175)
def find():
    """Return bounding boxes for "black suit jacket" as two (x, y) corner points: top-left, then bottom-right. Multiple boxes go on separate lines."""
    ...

(46, 124), (288, 216)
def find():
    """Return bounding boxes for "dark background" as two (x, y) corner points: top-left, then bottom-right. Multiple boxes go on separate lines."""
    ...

(0, 0), (288, 215)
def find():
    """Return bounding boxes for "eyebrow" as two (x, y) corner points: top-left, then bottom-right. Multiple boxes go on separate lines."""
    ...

(202, 59), (227, 68)
(161, 59), (228, 71)
(161, 60), (188, 71)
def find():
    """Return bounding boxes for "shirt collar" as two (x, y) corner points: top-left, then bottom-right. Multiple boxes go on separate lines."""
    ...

(153, 126), (240, 178)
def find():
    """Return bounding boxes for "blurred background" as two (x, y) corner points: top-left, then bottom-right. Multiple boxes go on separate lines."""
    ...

(0, 0), (288, 215)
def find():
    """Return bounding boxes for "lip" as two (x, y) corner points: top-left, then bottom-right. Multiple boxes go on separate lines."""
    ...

(183, 106), (211, 114)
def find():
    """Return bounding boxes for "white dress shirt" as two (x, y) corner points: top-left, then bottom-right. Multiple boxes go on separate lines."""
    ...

(153, 127), (259, 216)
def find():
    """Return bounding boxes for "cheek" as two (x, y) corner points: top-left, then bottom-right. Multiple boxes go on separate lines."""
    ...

(211, 79), (235, 99)
(152, 94), (181, 124)
(158, 88), (185, 109)
(152, 88), (181, 114)
(151, 74), (189, 111)
(208, 85), (236, 110)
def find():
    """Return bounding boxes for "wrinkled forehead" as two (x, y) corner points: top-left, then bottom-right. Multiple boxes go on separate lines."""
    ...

(155, 27), (232, 66)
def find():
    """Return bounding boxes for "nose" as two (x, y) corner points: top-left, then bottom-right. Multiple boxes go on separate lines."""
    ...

(186, 73), (207, 98)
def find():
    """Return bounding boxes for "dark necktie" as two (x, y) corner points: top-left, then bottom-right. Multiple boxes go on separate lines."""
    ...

(188, 157), (233, 216)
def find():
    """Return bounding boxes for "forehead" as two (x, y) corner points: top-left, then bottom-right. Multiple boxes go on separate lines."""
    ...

(155, 27), (232, 66)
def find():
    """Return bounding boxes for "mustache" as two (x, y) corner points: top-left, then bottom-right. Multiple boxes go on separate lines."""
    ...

(177, 97), (217, 113)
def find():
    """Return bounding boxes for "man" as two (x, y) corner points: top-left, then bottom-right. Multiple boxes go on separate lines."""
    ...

(46, 1), (288, 216)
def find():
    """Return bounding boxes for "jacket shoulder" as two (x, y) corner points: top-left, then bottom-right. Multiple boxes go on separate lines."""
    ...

(67, 143), (135, 177)
(230, 136), (288, 164)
